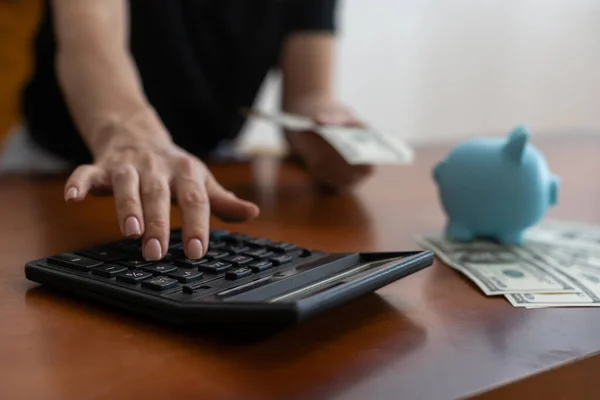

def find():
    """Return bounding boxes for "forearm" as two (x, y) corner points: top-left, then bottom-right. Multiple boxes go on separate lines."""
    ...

(280, 32), (335, 110)
(52, 0), (166, 156)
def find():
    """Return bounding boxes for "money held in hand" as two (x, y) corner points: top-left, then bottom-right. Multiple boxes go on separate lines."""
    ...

(243, 108), (414, 165)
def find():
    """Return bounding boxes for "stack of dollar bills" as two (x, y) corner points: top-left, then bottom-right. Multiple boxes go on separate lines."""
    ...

(416, 220), (600, 308)
(242, 108), (414, 165)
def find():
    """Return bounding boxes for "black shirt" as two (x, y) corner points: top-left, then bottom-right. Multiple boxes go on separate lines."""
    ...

(21, 0), (338, 165)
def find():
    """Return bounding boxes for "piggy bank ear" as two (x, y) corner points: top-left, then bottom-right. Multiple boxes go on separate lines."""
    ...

(503, 125), (530, 164)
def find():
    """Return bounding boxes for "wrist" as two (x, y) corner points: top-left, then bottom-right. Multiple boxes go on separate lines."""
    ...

(87, 106), (173, 159)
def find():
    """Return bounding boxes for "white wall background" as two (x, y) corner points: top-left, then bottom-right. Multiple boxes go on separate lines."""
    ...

(236, 0), (600, 154)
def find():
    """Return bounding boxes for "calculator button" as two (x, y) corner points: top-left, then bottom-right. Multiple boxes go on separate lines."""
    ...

(208, 241), (227, 250)
(48, 253), (103, 271)
(222, 255), (253, 266)
(225, 244), (250, 254)
(245, 238), (273, 247)
(118, 243), (143, 253)
(225, 267), (252, 280)
(91, 264), (127, 278)
(170, 229), (182, 242)
(119, 259), (152, 269)
(116, 270), (152, 283)
(175, 258), (209, 268)
(168, 242), (184, 251)
(143, 264), (177, 275)
(142, 276), (179, 291)
(167, 269), (204, 283)
(269, 242), (297, 253)
(223, 233), (250, 242)
(209, 229), (230, 240)
(248, 260), (273, 272)
(243, 248), (274, 259)
(300, 249), (313, 257)
(76, 246), (129, 262)
(111, 239), (141, 249)
(198, 260), (232, 273)
(162, 250), (180, 262)
(270, 254), (294, 265)
(204, 250), (229, 259)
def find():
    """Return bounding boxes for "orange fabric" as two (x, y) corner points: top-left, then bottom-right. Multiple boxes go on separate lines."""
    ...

(0, 0), (41, 143)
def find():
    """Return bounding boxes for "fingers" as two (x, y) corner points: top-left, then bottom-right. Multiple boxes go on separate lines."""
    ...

(111, 165), (143, 238)
(206, 175), (260, 223)
(139, 171), (171, 261)
(314, 107), (366, 128)
(173, 163), (259, 260)
(173, 163), (211, 260)
(64, 165), (108, 202)
(67, 152), (259, 262)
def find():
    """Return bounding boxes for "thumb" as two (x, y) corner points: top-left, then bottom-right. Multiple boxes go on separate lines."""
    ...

(314, 109), (351, 126)
(206, 176), (260, 222)
(315, 108), (366, 128)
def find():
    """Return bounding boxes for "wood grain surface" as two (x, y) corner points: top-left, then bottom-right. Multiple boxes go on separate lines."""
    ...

(1, 132), (599, 400)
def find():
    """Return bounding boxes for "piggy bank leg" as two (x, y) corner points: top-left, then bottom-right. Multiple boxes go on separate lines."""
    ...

(497, 231), (526, 245)
(446, 221), (475, 242)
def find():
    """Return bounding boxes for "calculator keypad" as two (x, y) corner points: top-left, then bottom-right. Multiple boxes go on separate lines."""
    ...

(92, 264), (127, 278)
(42, 228), (315, 300)
(116, 270), (153, 283)
(48, 253), (103, 271)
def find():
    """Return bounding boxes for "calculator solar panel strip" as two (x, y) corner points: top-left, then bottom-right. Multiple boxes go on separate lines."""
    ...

(24, 229), (434, 330)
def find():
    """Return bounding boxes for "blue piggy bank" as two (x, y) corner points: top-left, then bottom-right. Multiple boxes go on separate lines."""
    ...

(433, 125), (560, 244)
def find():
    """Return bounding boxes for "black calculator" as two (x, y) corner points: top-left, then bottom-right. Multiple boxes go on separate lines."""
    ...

(25, 228), (434, 331)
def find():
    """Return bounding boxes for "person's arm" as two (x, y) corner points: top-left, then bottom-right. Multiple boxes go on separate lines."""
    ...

(53, 0), (258, 261)
(279, 0), (337, 115)
(52, 0), (167, 156)
(278, 0), (372, 190)
(279, 0), (361, 125)
(280, 32), (335, 113)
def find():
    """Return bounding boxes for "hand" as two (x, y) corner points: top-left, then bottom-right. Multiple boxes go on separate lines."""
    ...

(63, 109), (260, 261)
(283, 99), (373, 191)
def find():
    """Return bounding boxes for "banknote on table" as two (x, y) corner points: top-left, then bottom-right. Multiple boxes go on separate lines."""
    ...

(414, 234), (579, 296)
(242, 108), (414, 165)
(416, 220), (600, 308)
(505, 242), (600, 308)
(525, 219), (600, 253)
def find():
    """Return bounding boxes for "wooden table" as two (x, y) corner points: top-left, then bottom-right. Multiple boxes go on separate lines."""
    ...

(1, 132), (599, 400)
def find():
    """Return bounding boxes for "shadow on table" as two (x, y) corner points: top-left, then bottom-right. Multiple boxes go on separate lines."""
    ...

(25, 284), (427, 399)
(420, 257), (531, 359)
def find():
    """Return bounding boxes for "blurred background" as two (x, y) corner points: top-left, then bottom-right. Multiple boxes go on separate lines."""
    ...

(2, 0), (599, 155)
(238, 0), (600, 153)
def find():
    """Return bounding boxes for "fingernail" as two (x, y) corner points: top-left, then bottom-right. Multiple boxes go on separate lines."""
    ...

(124, 216), (142, 237)
(65, 187), (78, 201)
(144, 238), (162, 260)
(187, 239), (203, 259)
